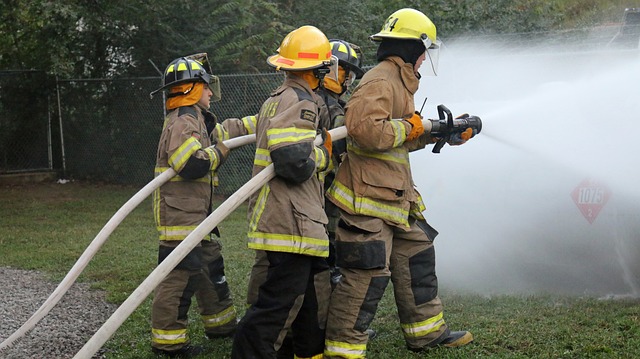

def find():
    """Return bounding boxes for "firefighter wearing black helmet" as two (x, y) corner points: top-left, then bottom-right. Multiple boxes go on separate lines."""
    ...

(149, 55), (237, 358)
(318, 39), (365, 287)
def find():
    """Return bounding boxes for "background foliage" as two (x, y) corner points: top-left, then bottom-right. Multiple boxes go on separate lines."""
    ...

(1, 0), (636, 77)
(2, 0), (638, 186)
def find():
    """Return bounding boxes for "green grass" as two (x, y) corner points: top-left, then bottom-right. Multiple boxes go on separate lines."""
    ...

(1, 182), (639, 358)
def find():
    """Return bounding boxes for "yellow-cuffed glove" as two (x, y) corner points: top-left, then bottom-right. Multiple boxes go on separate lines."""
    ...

(205, 139), (229, 171)
(406, 112), (424, 141)
(321, 128), (332, 160)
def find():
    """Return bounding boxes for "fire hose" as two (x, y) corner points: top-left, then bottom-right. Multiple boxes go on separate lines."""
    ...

(0, 107), (481, 356)
(72, 110), (481, 359)
(0, 134), (255, 351)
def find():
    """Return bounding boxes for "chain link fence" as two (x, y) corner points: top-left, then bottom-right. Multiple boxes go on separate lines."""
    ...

(0, 71), (284, 195)
(0, 70), (53, 173)
(2, 23), (637, 193)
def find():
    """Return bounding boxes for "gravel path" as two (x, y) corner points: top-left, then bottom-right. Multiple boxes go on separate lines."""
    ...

(0, 267), (117, 359)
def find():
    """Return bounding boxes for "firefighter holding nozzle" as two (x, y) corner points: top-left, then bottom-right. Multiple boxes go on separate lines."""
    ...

(324, 8), (479, 358)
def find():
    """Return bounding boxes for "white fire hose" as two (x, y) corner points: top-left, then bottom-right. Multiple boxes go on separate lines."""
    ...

(72, 125), (350, 359)
(1, 116), (432, 357)
(0, 134), (255, 351)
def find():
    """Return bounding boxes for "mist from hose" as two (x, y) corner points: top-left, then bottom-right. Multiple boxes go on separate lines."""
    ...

(412, 34), (640, 298)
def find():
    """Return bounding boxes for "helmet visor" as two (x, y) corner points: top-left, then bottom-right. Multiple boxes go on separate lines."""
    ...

(186, 53), (222, 102)
(323, 55), (340, 82)
(207, 75), (221, 102)
(421, 37), (441, 77)
(186, 53), (213, 75)
(345, 70), (357, 87)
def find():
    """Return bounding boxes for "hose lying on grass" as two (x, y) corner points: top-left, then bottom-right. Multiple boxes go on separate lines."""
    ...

(72, 126), (353, 359)
(0, 134), (256, 352)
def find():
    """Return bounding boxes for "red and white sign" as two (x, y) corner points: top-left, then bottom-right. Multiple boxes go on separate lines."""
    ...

(570, 179), (611, 224)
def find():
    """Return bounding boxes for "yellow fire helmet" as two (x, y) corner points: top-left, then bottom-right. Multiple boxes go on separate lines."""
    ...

(370, 8), (437, 45)
(267, 25), (333, 71)
(370, 8), (442, 76)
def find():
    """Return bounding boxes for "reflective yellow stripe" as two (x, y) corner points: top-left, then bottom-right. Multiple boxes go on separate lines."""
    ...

(324, 339), (366, 359)
(157, 225), (197, 241)
(410, 196), (427, 219)
(214, 124), (228, 141)
(327, 180), (409, 227)
(247, 231), (329, 257)
(347, 142), (409, 165)
(151, 328), (188, 345)
(266, 127), (315, 147)
(249, 185), (270, 232)
(390, 119), (408, 147)
(203, 147), (220, 171)
(254, 148), (271, 167)
(202, 306), (237, 328)
(169, 136), (202, 172)
(155, 167), (169, 176)
(314, 146), (328, 170)
(153, 187), (161, 227)
(242, 115), (257, 134)
(401, 312), (445, 338)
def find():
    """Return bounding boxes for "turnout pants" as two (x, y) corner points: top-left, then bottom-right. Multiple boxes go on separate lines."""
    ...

(151, 239), (237, 351)
(232, 251), (330, 359)
(324, 211), (447, 358)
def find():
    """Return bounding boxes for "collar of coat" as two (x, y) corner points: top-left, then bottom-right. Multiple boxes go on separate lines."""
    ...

(271, 73), (316, 97)
(384, 56), (420, 95)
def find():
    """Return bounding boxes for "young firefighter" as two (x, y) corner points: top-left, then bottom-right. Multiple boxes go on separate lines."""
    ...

(244, 39), (365, 304)
(324, 8), (476, 358)
(242, 39), (369, 359)
(231, 25), (334, 359)
(149, 54), (237, 357)
(317, 39), (365, 287)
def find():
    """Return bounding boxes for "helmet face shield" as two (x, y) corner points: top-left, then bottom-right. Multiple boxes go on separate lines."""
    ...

(186, 53), (213, 75)
(186, 53), (221, 102)
(207, 74), (222, 103)
(421, 36), (441, 77)
(345, 70), (357, 87)
(324, 55), (340, 82)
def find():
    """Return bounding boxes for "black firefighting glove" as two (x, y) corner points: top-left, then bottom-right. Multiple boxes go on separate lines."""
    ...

(447, 114), (477, 146)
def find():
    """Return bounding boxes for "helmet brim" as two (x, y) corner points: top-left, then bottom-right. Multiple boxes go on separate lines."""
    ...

(344, 63), (365, 79)
(370, 32), (426, 42)
(267, 54), (330, 71)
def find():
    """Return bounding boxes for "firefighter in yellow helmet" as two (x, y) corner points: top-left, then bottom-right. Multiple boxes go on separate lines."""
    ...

(231, 25), (334, 359)
(149, 54), (238, 357)
(244, 38), (365, 305)
(324, 8), (475, 358)
(241, 38), (368, 359)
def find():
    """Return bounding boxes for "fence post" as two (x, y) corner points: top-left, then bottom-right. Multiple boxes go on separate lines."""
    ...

(55, 75), (67, 178)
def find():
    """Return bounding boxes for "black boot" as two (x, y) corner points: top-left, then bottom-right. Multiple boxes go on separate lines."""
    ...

(439, 330), (473, 347)
(152, 344), (205, 358)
